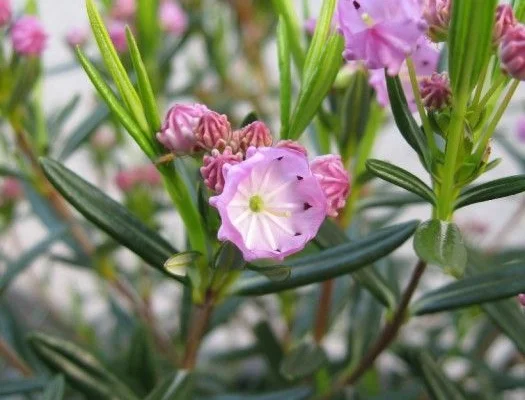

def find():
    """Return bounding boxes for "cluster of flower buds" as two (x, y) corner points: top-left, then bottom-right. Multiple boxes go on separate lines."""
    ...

(419, 72), (452, 111)
(115, 164), (162, 193)
(10, 15), (47, 56)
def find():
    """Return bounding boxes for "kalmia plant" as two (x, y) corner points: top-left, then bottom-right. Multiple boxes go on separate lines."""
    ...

(2, 0), (525, 399)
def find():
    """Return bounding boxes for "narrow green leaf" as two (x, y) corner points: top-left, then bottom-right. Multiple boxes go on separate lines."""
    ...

(0, 165), (27, 179)
(413, 219), (467, 275)
(366, 159), (436, 205)
(483, 299), (525, 355)
(0, 378), (47, 396)
(357, 192), (425, 210)
(40, 158), (184, 283)
(413, 263), (525, 315)
(86, 0), (149, 132)
(0, 228), (67, 294)
(386, 74), (430, 169)
(280, 340), (328, 380)
(455, 175), (525, 209)
(247, 264), (291, 282)
(277, 18), (291, 138)
(48, 95), (81, 139)
(231, 221), (418, 296)
(202, 387), (313, 400)
(75, 49), (156, 158)
(271, 0), (305, 72)
(125, 325), (157, 395)
(253, 322), (284, 382)
(126, 27), (161, 133)
(214, 242), (245, 271)
(28, 332), (139, 400)
(145, 371), (193, 400)
(41, 375), (65, 400)
(136, 0), (160, 64)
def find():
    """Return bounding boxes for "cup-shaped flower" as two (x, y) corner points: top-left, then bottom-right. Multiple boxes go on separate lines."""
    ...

(419, 72), (451, 111)
(210, 147), (328, 261)
(108, 21), (128, 53)
(336, 0), (427, 75)
(11, 16), (47, 56)
(157, 103), (210, 154)
(310, 155), (350, 217)
(234, 121), (273, 153)
(201, 147), (243, 193)
(275, 140), (308, 156)
(0, 0), (12, 27)
(494, 5), (517, 46)
(500, 24), (525, 81)
(195, 111), (232, 151)
(422, 0), (451, 42)
(111, 0), (136, 21)
(66, 27), (89, 48)
(159, 1), (188, 35)
(517, 116), (525, 143)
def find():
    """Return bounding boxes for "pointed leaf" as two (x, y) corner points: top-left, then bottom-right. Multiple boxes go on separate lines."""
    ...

(0, 378), (47, 396)
(41, 375), (65, 400)
(280, 340), (328, 380)
(483, 299), (525, 355)
(455, 175), (525, 209)
(277, 18), (291, 137)
(202, 387), (312, 400)
(145, 371), (193, 400)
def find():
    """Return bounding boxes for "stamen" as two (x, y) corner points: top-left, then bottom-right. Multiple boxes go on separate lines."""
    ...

(361, 12), (374, 26)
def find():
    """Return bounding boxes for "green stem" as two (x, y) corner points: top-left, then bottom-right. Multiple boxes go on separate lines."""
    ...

(406, 57), (437, 156)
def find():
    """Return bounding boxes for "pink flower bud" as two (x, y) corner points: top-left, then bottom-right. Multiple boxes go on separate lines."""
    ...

(115, 170), (135, 192)
(157, 103), (210, 154)
(195, 111), (232, 151)
(518, 293), (525, 307)
(108, 21), (128, 53)
(304, 17), (316, 36)
(0, 0), (12, 27)
(11, 16), (47, 56)
(111, 0), (136, 21)
(90, 129), (117, 151)
(275, 140), (308, 156)
(200, 147), (242, 193)
(517, 116), (525, 143)
(1, 178), (22, 201)
(159, 1), (188, 36)
(500, 24), (525, 81)
(494, 5), (517, 46)
(234, 121), (273, 152)
(310, 155), (350, 217)
(115, 165), (161, 192)
(66, 27), (89, 48)
(138, 164), (162, 186)
(419, 72), (451, 111)
(422, 0), (451, 42)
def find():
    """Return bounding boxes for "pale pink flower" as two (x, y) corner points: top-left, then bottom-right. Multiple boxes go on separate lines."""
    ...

(234, 121), (273, 153)
(111, 0), (136, 21)
(210, 147), (327, 261)
(66, 26), (89, 48)
(275, 140), (308, 156)
(200, 147), (243, 193)
(369, 37), (439, 111)
(108, 21), (128, 53)
(422, 0), (451, 42)
(195, 111), (232, 151)
(494, 5), (517, 46)
(157, 103), (210, 154)
(419, 72), (451, 110)
(310, 155), (350, 217)
(500, 24), (525, 81)
(517, 116), (525, 143)
(1, 178), (22, 203)
(336, 0), (427, 76)
(11, 16), (47, 56)
(0, 0), (11, 27)
(159, 1), (188, 35)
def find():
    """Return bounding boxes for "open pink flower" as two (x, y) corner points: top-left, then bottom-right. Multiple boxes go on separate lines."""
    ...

(210, 147), (327, 261)
(11, 16), (47, 56)
(310, 155), (350, 217)
(159, 1), (188, 35)
(336, 0), (427, 76)
(275, 140), (308, 156)
(0, 0), (11, 27)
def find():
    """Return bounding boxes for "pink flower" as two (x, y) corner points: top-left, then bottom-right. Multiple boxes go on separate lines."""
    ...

(500, 24), (525, 81)
(210, 147), (327, 261)
(66, 26), (89, 48)
(234, 121), (273, 153)
(0, 0), (11, 27)
(494, 5), (517, 46)
(422, 0), (451, 42)
(310, 155), (350, 217)
(336, 0), (427, 76)
(200, 147), (243, 193)
(369, 37), (439, 111)
(90, 129), (117, 151)
(108, 21), (128, 53)
(518, 294), (525, 307)
(115, 165), (161, 192)
(195, 111), (232, 151)
(159, 1), (188, 35)
(1, 178), (22, 202)
(156, 103), (210, 154)
(305, 17), (317, 36)
(517, 116), (525, 143)
(419, 72), (451, 110)
(111, 0), (136, 21)
(11, 16), (47, 56)
(275, 140), (308, 156)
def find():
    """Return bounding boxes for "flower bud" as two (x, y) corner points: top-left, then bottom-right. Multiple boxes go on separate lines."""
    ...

(111, 0), (136, 21)
(66, 26), (89, 48)
(195, 111), (232, 151)
(108, 21), (128, 53)
(517, 116), (525, 143)
(1, 178), (22, 202)
(310, 155), (350, 217)
(518, 293), (525, 307)
(422, 0), (451, 42)
(234, 121), (273, 152)
(11, 16), (47, 56)
(494, 5), (517, 46)
(304, 17), (316, 36)
(159, 1), (188, 35)
(500, 24), (525, 81)
(0, 0), (12, 27)
(91, 128), (117, 151)
(275, 140), (308, 156)
(115, 165), (161, 192)
(157, 103), (210, 154)
(419, 72), (452, 111)
(200, 147), (242, 193)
